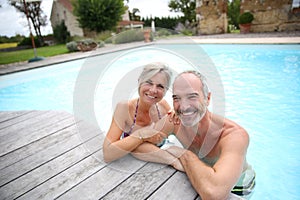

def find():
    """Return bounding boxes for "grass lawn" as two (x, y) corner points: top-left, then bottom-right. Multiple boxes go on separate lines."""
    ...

(0, 44), (69, 65)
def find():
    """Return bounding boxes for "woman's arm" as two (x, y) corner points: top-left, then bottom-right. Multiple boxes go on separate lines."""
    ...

(131, 113), (184, 171)
(103, 102), (170, 163)
(132, 142), (184, 171)
(103, 117), (144, 163)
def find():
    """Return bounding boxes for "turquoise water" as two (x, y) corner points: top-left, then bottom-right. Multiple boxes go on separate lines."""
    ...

(0, 44), (300, 199)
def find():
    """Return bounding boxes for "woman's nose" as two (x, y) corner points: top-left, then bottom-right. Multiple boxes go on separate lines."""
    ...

(149, 85), (157, 93)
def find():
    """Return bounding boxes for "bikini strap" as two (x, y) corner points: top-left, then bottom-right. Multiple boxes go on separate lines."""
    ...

(155, 103), (162, 119)
(129, 98), (139, 131)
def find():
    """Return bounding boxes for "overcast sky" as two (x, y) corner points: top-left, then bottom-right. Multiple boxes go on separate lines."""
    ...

(0, 0), (182, 37)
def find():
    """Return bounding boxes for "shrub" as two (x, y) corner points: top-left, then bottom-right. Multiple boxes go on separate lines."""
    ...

(156, 28), (172, 37)
(53, 20), (71, 44)
(114, 29), (145, 44)
(18, 36), (41, 47)
(66, 41), (78, 52)
(238, 12), (254, 24)
(98, 40), (105, 47)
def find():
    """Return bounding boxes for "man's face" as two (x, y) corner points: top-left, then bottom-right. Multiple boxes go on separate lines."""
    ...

(172, 73), (207, 127)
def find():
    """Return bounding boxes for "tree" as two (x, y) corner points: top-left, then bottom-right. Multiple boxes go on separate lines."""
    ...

(53, 20), (71, 44)
(227, 0), (240, 29)
(73, 0), (125, 33)
(10, 0), (47, 46)
(168, 0), (196, 23)
(129, 8), (141, 21)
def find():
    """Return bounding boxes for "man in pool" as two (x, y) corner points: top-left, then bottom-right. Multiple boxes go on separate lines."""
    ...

(153, 70), (256, 199)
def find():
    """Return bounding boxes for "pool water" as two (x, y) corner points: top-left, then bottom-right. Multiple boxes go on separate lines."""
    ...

(0, 44), (300, 199)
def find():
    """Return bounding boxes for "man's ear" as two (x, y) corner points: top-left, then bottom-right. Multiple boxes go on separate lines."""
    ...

(206, 92), (211, 106)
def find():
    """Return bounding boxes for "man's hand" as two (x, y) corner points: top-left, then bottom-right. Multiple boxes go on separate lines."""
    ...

(168, 110), (180, 125)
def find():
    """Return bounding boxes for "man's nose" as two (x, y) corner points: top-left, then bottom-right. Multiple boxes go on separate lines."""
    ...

(179, 99), (190, 110)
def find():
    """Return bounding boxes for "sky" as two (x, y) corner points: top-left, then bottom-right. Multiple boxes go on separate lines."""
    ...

(0, 0), (182, 37)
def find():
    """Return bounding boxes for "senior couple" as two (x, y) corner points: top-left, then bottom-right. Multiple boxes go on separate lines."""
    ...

(103, 62), (255, 199)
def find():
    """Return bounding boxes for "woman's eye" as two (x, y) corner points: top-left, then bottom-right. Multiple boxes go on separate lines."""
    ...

(158, 84), (165, 89)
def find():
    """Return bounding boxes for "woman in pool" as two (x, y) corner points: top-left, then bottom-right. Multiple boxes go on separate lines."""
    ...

(103, 62), (183, 170)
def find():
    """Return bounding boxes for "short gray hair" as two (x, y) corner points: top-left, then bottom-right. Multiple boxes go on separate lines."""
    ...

(138, 62), (172, 90)
(175, 70), (210, 98)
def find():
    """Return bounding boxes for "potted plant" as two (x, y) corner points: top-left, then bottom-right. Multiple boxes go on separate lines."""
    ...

(238, 12), (254, 34)
(143, 28), (151, 43)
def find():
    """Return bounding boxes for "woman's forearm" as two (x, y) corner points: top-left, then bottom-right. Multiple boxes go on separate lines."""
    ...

(103, 135), (143, 163)
(131, 143), (184, 171)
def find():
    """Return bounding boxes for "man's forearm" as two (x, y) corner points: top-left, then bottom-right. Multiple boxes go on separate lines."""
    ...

(179, 150), (230, 200)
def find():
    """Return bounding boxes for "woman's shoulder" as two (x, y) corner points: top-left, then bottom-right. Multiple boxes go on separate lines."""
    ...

(115, 99), (137, 110)
(158, 99), (171, 111)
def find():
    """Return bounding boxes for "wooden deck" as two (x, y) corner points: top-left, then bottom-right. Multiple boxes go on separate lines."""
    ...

(0, 110), (199, 200)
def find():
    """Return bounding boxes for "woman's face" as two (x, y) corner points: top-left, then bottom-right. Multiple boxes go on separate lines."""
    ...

(139, 72), (167, 105)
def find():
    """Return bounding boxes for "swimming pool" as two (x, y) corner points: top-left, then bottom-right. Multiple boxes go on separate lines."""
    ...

(0, 44), (299, 199)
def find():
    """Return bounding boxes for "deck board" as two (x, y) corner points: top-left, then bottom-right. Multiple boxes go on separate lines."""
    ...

(0, 111), (203, 200)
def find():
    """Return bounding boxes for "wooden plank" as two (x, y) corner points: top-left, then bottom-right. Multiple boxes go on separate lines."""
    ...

(56, 155), (147, 200)
(0, 116), (77, 170)
(0, 110), (68, 138)
(0, 120), (102, 187)
(0, 135), (102, 200)
(148, 171), (198, 200)
(0, 111), (34, 124)
(0, 111), (73, 156)
(102, 162), (176, 199)
(20, 151), (105, 200)
(0, 110), (46, 130)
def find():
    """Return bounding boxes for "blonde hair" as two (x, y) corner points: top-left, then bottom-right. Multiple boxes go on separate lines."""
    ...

(138, 62), (172, 90)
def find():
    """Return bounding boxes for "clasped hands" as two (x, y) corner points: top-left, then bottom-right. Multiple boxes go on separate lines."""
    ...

(133, 127), (168, 145)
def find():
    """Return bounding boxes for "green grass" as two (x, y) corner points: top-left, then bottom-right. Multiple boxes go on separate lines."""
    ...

(0, 44), (69, 65)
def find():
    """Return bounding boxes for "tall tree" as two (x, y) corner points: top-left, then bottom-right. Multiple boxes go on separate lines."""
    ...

(129, 8), (140, 21)
(168, 0), (196, 23)
(73, 0), (125, 33)
(10, 0), (47, 46)
(228, 0), (240, 29)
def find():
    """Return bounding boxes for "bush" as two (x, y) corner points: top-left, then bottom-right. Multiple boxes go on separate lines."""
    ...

(53, 20), (71, 44)
(18, 36), (41, 47)
(156, 28), (172, 37)
(66, 41), (78, 52)
(114, 29), (145, 44)
(238, 12), (254, 24)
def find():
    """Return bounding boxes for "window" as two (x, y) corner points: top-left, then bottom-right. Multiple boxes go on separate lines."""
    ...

(292, 0), (300, 8)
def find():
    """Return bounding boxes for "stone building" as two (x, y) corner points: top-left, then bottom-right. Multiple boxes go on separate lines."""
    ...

(50, 0), (143, 37)
(196, 0), (300, 34)
(50, 0), (84, 37)
(241, 0), (300, 32)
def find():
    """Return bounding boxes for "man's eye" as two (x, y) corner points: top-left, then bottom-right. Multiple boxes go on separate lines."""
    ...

(188, 95), (198, 99)
(173, 97), (180, 101)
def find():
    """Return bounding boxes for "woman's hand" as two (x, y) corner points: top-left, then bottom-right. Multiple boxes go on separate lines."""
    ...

(133, 128), (168, 146)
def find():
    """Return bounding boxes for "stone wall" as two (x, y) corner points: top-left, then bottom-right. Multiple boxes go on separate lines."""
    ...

(196, 0), (228, 34)
(241, 0), (300, 32)
(196, 0), (300, 34)
(50, 0), (84, 37)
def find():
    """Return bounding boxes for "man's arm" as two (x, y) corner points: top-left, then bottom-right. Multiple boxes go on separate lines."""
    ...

(166, 130), (249, 200)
